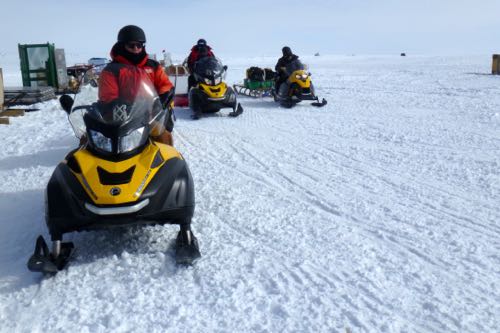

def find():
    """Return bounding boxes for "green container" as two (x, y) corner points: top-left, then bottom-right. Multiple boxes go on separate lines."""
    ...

(244, 79), (274, 90)
(261, 80), (274, 89)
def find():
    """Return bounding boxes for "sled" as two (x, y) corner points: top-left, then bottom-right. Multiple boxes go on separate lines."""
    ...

(165, 64), (190, 107)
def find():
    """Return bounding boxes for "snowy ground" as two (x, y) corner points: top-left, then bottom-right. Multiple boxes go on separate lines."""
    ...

(0, 55), (499, 332)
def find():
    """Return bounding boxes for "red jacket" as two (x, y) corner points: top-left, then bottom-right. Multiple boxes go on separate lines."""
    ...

(186, 45), (214, 72)
(99, 46), (173, 103)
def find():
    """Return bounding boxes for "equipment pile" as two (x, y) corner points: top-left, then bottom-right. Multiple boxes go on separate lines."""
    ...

(233, 67), (276, 98)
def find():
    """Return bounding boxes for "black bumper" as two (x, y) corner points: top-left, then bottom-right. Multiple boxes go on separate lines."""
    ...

(189, 86), (237, 113)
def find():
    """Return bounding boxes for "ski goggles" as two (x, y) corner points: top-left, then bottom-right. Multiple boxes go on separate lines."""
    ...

(125, 42), (145, 49)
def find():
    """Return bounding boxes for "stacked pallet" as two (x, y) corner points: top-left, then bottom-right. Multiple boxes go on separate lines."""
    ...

(4, 86), (56, 106)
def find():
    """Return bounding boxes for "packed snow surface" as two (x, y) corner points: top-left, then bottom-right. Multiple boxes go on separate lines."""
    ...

(0, 55), (499, 332)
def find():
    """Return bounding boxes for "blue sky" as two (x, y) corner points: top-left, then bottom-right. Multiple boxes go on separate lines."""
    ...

(1, 0), (500, 60)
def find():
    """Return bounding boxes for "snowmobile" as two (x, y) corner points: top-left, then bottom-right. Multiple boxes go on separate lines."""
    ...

(189, 57), (243, 119)
(27, 68), (201, 274)
(273, 58), (327, 108)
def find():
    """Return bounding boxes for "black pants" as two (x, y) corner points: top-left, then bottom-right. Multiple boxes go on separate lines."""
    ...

(275, 75), (287, 93)
(188, 75), (196, 91)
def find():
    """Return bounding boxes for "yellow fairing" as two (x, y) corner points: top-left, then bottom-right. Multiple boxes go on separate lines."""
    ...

(70, 142), (182, 205)
(199, 82), (227, 99)
(288, 70), (311, 89)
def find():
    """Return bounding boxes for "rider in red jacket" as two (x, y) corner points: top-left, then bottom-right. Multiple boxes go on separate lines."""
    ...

(186, 39), (215, 72)
(99, 25), (175, 145)
(185, 39), (215, 90)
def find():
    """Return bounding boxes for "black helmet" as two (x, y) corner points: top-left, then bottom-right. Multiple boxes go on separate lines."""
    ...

(117, 25), (146, 43)
(197, 39), (207, 47)
(282, 46), (292, 57)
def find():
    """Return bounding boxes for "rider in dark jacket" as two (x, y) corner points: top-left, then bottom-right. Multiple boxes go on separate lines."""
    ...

(275, 46), (299, 92)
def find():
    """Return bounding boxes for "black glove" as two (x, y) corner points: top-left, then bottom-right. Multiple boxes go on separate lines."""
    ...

(159, 89), (175, 110)
(159, 90), (176, 131)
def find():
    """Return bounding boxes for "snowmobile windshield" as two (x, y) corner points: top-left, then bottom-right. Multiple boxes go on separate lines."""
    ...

(193, 57), (226, 85)
(67, 66), (166, 156)
(284, 59), (306, 75)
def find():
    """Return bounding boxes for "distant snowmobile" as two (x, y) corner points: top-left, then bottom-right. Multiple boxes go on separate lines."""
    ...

(27, 68), (201, 274)
(273, 59), (327, 108)
(189, 57), (243, 119)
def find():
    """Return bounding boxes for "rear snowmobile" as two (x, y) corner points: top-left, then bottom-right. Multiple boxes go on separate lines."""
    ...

(274, 59), (327, 108)
(27, 68), (201, 274)
(189, 57), (243, 119)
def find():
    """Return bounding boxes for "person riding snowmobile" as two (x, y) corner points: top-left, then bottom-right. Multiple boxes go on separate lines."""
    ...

(275, 46), (299, 92)
(272, 46), (327, 108)
(28, 67), (201, 273)
(99, 25), (175, 146)
(188, 56), (243, 119)
(186, 39), (215, 72)
(185, 39), (215, 91)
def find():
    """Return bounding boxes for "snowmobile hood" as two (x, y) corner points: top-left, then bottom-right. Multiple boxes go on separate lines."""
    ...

(199, 82), (228, 99)
(70, 142), (181, 205)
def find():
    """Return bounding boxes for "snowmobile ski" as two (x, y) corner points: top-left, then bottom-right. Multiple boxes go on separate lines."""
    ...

(27, 235), (74, 274)
(175, 230), (201, 265)
(191, 103), (243, 119)
(228, 103), (243, 117)
(311, 98), (327, 107)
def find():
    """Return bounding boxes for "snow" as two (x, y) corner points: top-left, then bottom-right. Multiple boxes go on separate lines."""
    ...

(1, 55), (499, 332)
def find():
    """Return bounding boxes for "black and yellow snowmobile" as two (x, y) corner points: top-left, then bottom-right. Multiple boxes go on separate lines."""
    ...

(27, 69), (201, 274)
(189, 57), (243, 119)
(273, 58), (327, 108)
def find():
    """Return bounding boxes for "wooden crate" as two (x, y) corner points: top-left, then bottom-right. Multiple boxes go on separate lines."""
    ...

(0, 109), (25, 117)
(0, 68), (4, 111)
(493, 54), (500, 74)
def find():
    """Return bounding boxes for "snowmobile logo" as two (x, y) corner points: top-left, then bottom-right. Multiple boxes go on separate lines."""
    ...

(112, 104), (128, 121)
(110, 187), (121, 196)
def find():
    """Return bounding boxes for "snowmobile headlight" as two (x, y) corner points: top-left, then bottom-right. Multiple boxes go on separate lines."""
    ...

(301, 73), (309, 80)
(89, 129), (112, 152)
(214, 77), (222, 85)
(295, 74), (302, 80)
(204, 78), (212, 85)
(119, 127), (145, 153)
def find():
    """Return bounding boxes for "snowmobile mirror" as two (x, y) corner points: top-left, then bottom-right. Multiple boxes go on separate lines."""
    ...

(59, 95), (74, 114)
(223, 65), (228, 71)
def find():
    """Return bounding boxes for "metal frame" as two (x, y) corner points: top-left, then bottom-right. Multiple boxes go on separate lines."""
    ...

(18, 43), (58, 88)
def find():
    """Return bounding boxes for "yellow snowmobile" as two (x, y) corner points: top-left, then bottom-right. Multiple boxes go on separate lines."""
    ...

(189, 57), (243, 119)
(274, 59), (327, 108)
(27, 68), (201, 274)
